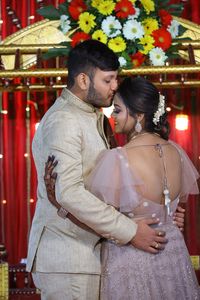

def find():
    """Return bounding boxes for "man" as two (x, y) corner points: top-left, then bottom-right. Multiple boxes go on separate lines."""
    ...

(26, 40), (172, 300)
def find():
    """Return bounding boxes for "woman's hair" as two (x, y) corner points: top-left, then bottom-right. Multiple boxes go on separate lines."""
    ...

(118, 76), (170, 140)
(67, 39), (119, 88)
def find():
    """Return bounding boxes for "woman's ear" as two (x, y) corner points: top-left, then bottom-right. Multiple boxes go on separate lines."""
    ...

(136, 113), (145, 123)
(76, 73), (90, 90)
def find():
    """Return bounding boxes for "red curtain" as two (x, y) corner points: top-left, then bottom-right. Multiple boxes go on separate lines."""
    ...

(0, 0), (200, 269)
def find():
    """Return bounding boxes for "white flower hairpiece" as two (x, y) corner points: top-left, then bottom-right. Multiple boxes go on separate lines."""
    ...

(153, 94), (165, 125)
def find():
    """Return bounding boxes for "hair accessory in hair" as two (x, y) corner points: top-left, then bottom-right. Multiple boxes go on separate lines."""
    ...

(153, 94), (165, 125)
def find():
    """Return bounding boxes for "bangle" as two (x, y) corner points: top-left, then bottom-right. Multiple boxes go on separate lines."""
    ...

(57, 206), (68, 219)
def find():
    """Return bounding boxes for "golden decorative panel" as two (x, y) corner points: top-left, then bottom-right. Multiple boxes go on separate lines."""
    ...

(1, 19), (71, 70)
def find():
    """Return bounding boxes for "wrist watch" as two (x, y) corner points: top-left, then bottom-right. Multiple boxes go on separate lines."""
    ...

(57, 206), (68, 219)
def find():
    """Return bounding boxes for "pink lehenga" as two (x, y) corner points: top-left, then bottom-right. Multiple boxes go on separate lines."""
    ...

(86, 140), (200, 300)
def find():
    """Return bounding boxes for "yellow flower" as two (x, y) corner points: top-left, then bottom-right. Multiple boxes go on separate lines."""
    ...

(108, 36), (126, 53)
(139, 35), (154, 54)
(91, 0), (101, 9)
(140, 0), (155, 14)
(143, 18), (159, 35)
(92, 30), (108, 44)
(79, 12), (96, 34)
(97, 1), (115, 15)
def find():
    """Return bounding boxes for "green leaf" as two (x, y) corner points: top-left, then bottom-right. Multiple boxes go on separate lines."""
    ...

(37, 5), (61, 20)
(178, 24), (188, 36)
(42, 47), (70, 60)
(58, 3), (68, 15)
(168, 4), (184, 16)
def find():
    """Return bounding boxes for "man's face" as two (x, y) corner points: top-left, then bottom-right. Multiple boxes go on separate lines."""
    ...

(86, 68), (118, 108)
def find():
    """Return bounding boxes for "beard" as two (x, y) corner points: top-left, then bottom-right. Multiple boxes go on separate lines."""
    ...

(87, 81), (113, 108)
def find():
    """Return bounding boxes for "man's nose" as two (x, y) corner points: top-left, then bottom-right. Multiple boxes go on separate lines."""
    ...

(111, 80), (118, 91)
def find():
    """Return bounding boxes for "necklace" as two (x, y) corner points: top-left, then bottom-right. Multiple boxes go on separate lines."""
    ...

(129, 132), (150, 142)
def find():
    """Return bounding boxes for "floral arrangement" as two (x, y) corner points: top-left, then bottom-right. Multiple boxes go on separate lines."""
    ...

(38, 0), (186, 69)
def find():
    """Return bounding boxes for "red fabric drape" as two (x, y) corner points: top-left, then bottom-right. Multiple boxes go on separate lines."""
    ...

(0, 1), (199, 271)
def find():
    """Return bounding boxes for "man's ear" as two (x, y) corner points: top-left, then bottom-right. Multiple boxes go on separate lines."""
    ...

(76, 73), (90, 90)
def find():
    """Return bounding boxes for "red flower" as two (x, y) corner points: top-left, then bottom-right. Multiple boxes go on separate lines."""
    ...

(130, 52), (145, 67)
(152, 28), (172, 50)
(115, 0), (135, 19)
(71, 31), (91, 48)
(159, 9), (173, 27)
(68, 0), (87, 20)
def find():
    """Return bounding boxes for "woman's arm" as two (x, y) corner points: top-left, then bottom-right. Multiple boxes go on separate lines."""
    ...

(44, 156), (97, 234)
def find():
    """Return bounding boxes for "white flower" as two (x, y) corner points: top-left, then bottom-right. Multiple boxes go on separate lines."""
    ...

(123, 20), (144, 40)
(101, 16), (122, 38)
(128, 7), (140, 20)
(60, 15), (71, 34)
(149, 47), (167, 66)
(118, 56), (127, 67)
(167, 19), (179, 38)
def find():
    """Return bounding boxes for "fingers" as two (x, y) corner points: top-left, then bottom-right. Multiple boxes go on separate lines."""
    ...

(151, 242), (165, 251)
(176, 206), (185, 213)
(143, 218), (160, 226)
(155, 230), (165, 237)
(147, 246), (159, 254)
(173, 209), (185, 232)
(155, 235), (168, 244)
(174, 212), (184, 219)
(44, 155), (58, 181)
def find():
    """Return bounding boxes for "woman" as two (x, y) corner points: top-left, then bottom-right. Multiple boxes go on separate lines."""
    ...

(44, 77), (200, 299)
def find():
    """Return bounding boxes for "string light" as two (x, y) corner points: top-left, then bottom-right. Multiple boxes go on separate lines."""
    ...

(2, 200), (7, 205)
(24, 153), (29, 157)
(175, 114), (189, 130)
(0, 154), (3, 158)
(1, 110), (8, 115)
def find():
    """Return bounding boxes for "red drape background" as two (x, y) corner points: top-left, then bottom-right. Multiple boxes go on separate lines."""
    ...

(0, 1), (199, 279)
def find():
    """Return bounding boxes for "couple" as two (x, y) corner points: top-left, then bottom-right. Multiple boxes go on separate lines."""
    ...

(26, 40), (199, 299)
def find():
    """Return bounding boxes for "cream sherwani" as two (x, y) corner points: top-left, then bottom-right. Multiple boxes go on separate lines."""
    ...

(26, 89), (137, 299)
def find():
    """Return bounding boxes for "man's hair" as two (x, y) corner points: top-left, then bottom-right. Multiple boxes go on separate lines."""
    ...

(67, 40), (119, 88)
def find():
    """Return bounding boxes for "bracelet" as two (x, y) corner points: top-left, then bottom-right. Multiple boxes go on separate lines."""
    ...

(57, 206), (68, 219)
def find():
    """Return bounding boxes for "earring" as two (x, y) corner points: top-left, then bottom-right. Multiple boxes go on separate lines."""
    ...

(135, 119), (142, 133)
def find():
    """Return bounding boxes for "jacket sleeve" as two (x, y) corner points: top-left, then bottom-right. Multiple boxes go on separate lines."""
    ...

(42, 111), (137, 245)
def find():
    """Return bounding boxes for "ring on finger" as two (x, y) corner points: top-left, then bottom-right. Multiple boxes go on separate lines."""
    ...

(157, 231), (163, 237)
(154, 242), (159, 249)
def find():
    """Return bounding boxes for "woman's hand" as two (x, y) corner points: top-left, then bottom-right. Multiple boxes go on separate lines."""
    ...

(44, 155), (60, 209)
(173, 206), (185, 232)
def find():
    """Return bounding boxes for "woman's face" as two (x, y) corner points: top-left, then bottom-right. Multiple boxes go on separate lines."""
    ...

(111, 93), (135, 134)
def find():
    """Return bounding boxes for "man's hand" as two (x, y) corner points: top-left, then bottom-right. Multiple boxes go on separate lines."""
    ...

(130, 218), (168, 254)
(173, 206), (185, 232)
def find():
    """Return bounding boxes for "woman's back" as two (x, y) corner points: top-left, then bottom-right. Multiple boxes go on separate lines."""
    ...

(124, 133), (182, 204)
